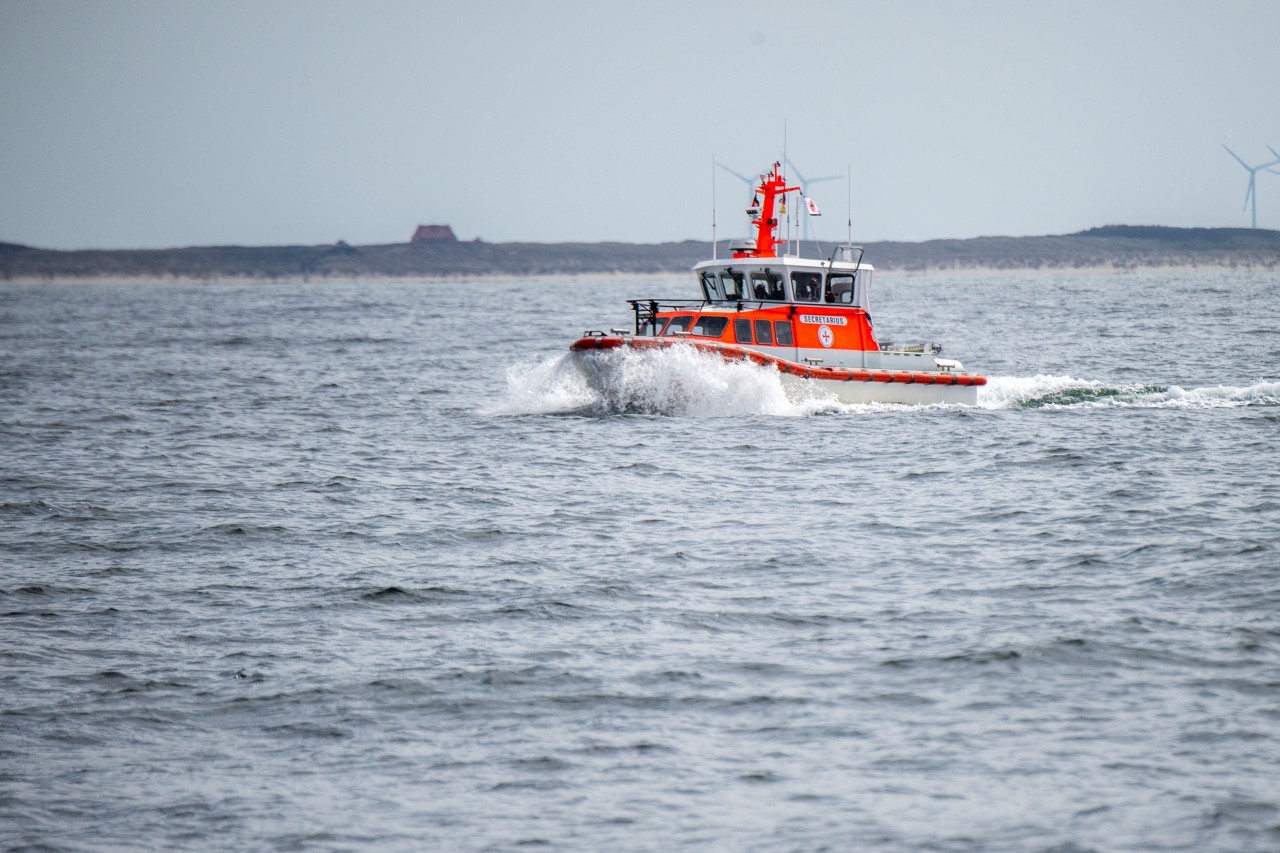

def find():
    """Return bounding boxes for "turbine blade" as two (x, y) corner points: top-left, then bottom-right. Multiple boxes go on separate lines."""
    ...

(1223, 144), (1250, 170)
(1244, 177), (1254, 212)
(717, 163), (755, 186)
(783, 158), (844, 197)
(1267, 145), (1280, 167)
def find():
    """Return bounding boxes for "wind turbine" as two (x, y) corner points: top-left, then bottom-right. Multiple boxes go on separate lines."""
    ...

(784, 158), (841, 242)
(1223, 144), (1280, 229)
(717, 162), (760, 197)
(715, 162), (761, 252)
(717, 161), (837, 243)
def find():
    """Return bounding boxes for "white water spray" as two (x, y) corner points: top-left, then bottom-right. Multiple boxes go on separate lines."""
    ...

(490, 347), (842, 417)
(488, 349), (1280, 417)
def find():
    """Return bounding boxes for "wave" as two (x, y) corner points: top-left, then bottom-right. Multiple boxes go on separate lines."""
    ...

(487, 348), (1279, 417)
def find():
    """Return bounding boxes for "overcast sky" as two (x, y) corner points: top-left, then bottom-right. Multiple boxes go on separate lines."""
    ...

(2, 0), (1279, 249)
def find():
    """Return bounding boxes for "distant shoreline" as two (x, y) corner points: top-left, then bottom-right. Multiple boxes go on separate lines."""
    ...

(3, 226), (1278, 284)
(0, 263), (1259, 287)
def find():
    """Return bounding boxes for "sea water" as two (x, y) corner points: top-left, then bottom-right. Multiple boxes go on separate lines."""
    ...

(1, 270), (1278, 851)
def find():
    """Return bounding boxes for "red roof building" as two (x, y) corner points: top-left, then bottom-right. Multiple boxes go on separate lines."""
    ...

(411, 224), (457, 242)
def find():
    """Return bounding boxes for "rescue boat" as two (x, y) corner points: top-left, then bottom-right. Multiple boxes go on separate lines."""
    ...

(569, 161), (986, 405)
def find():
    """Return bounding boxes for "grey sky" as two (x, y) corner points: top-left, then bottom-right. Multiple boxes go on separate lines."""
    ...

(2, 0), (1278, 249)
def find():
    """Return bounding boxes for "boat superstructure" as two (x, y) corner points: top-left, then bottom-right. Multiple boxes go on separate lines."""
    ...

(570, 161), (986, 405)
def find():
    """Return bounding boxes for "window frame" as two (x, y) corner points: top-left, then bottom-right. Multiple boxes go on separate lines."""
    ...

(750, 269), (786, 302)
(719, 271), (746, 301)
(700, 272), (722, 302)
(689, 315), (729, 338)
(791, 271), (822, 303)
(773, 320), (794, 347)
(661, 314), (695, 336)
(825, 273), (856, 304)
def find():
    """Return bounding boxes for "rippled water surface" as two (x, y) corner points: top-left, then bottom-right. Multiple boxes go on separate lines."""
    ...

(2, 270), (1279, 851)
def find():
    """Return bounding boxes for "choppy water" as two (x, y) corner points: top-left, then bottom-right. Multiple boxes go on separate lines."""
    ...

(2, 270), (1279, 851)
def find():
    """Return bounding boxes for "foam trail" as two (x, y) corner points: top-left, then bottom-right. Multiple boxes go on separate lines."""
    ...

(979, 375), (1280, 410)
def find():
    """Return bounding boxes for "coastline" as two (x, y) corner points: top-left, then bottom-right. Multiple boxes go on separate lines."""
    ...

(1, 261), (1271, 287)
(4, 226), (1279, 284)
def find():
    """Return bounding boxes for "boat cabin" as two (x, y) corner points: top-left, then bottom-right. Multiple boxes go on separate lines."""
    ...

(628, 253), (883, 369)
(692, 256), (870, 310)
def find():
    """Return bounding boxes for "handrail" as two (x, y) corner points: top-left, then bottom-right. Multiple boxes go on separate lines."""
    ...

(627, 299), (707, 334)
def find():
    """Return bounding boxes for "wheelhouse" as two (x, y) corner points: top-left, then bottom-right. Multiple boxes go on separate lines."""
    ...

(694, 257), (871, 310)
(625, 251), (879, 369)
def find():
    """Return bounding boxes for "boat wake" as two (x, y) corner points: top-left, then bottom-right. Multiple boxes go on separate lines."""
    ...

(488, 348), (1279, 417)
(981, 375), (1280, 411)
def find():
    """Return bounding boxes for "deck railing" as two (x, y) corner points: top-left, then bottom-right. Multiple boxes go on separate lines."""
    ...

(626, 299), (706, 334)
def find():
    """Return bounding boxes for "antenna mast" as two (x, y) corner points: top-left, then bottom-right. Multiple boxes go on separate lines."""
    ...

(782, 122), (788, 254)
(712, 155), (717, 259)
(846, 163), (852, 244)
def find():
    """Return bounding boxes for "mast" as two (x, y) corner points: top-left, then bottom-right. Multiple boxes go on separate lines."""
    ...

(736, 161), (800, 259)
(711, 155), (717, 260)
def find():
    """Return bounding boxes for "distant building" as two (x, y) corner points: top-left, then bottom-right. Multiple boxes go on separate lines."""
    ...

(411, 224), (457, 243)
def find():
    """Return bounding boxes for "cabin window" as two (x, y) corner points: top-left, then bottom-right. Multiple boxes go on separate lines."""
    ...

(753, 319), (774, 345)
(750, 269), (785, 301)
(825, 274), (855, 304)
(774, 320), (793, 346)
(719, 271), (745, 301)
(700, 272), (722, 302)
(733, 317), (752, 344)
(689, 316), (728, 338)
(662, 315), (694, 335)
(792, 272), (821, 302)
(638, 319), (662, 336)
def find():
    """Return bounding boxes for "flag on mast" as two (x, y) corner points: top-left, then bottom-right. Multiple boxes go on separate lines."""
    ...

(805, 197), (821, 216)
